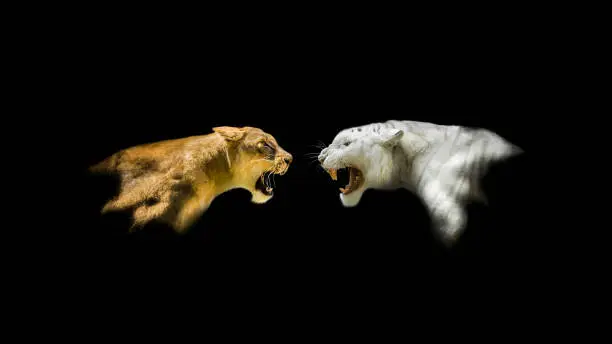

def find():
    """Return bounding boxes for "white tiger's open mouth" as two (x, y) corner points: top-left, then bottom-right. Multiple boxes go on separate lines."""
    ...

(325, 166), (364, 195)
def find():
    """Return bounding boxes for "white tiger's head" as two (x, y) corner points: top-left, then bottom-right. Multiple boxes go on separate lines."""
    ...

(318, 124), (404, 207)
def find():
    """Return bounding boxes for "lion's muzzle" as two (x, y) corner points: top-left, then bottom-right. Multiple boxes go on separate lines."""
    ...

(276, 151), (292, 175)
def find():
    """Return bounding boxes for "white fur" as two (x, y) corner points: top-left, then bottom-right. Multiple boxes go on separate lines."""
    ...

(318, 120), (522, 245)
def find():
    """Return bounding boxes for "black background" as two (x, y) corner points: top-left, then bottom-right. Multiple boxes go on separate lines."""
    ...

(59, 11), (538, 284)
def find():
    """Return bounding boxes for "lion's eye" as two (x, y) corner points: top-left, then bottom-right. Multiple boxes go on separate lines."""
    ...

(259, 141), (275, 152)
(344, 142), (351, 147)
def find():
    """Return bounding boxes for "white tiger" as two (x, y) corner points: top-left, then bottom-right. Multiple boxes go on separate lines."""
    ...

(317, 120), (523, 246)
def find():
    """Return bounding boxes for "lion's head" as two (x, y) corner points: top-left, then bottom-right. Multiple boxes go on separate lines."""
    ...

(214, 126), (293, 204)
(317, 124), (403, 207)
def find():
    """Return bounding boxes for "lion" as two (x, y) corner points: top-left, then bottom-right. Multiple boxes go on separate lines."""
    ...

(90, 126), (293, 233)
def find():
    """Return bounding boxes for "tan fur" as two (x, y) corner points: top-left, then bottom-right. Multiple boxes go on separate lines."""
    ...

(90, 126), (292, 233)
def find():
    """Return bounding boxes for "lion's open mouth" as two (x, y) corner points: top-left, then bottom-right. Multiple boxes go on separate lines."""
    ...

(325, 167), (363, 195)
(255, 171), (276, 196)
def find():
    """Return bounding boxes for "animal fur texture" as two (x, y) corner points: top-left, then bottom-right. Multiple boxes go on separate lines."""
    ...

(90, 126), (292, 233)
(317, 120), (523, 245)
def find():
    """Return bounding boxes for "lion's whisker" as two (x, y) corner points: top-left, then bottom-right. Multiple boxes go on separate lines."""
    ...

(262, 168), (269, 188)
(269, 170), (275, 189)
(263, 166), (275, 189)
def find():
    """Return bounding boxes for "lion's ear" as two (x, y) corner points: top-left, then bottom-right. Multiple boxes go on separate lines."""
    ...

(379, 128), (404, 147)
(213, 126), (246, 141)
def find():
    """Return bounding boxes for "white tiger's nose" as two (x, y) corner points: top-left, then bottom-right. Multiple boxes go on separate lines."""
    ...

(318, 148), (329, 163)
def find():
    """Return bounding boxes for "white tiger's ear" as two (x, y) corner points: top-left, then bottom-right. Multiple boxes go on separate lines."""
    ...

(379, 128), (404, 147)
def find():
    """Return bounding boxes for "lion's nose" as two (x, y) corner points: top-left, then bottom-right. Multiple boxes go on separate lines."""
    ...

(284, 154), (293, 165)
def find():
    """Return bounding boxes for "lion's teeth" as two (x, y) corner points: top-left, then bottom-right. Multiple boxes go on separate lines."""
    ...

(266, 187), (273, 192)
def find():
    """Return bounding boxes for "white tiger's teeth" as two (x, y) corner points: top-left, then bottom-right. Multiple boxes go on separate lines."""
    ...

(327, 168), (337, 180)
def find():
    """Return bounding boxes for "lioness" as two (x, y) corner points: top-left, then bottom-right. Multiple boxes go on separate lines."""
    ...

(90, 126), (293, 233)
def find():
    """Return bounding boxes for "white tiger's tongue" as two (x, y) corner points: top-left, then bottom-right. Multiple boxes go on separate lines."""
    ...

(340, 167), (361, 194)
